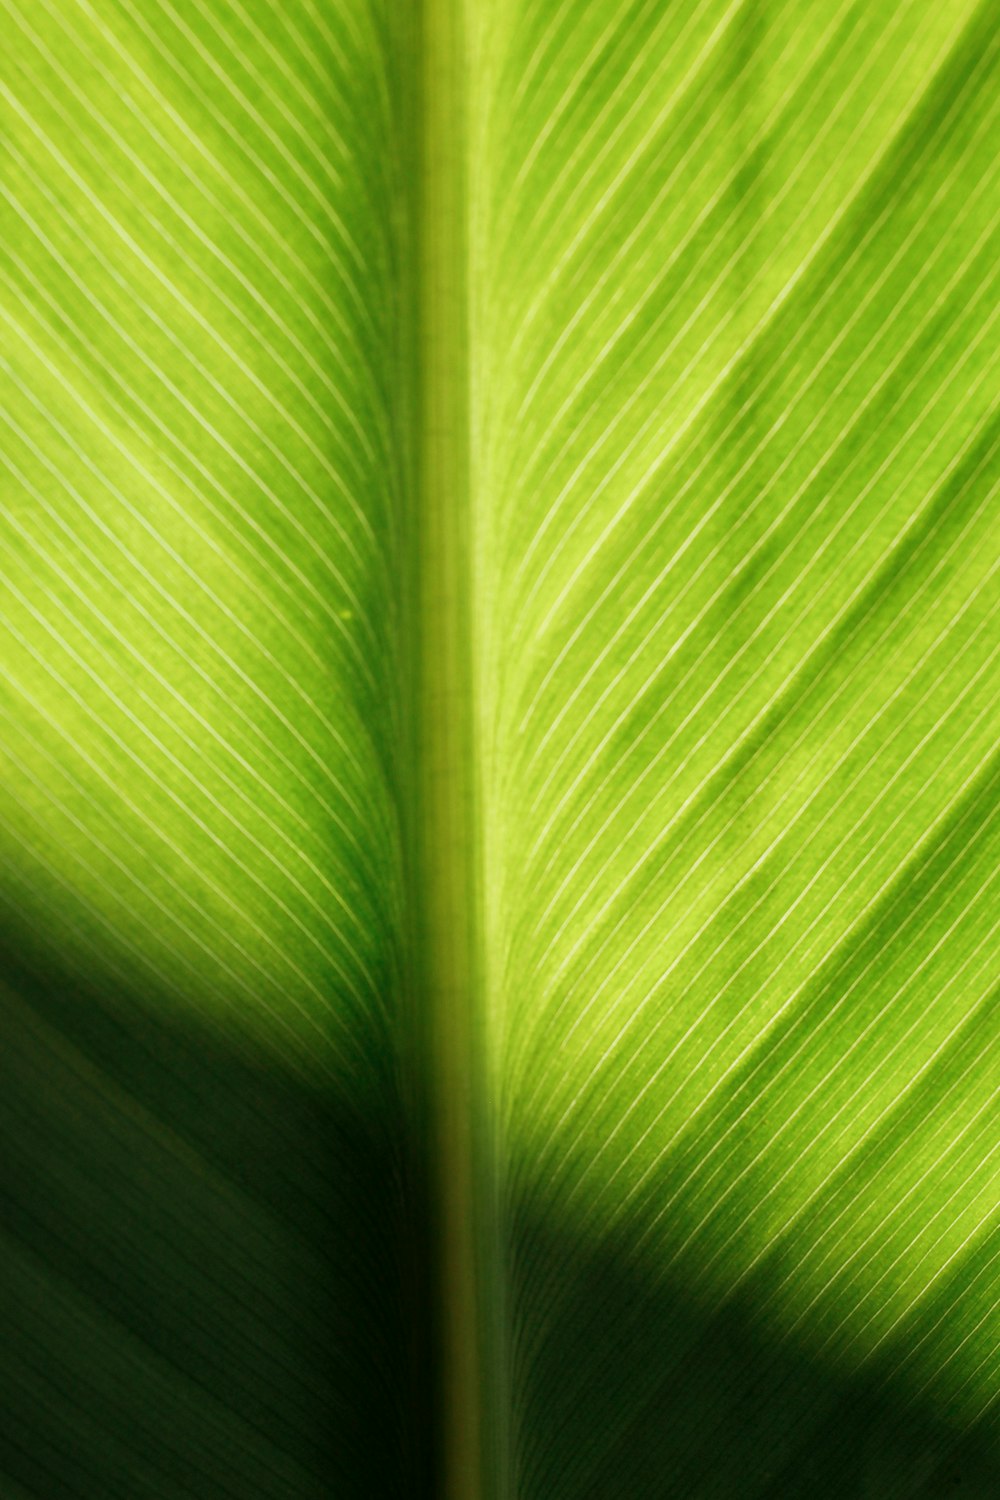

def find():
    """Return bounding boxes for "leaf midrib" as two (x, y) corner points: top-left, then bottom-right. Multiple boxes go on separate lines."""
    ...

(408, 4), (492, 1499)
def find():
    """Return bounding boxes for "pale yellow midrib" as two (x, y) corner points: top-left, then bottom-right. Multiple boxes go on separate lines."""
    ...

(412, 0), (487, 1496)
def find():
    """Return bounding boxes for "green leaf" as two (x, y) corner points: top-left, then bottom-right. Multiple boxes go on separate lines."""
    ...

(0, 2), (424, 1494)
(1, 2), (999, 1498)
(473, 2), (1000, 1494)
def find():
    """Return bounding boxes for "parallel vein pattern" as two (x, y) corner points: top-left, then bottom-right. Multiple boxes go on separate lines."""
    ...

(3, 2), (1000, 1497)
(470, 2), (1000, 1495)
(0, 4), (419, 1497)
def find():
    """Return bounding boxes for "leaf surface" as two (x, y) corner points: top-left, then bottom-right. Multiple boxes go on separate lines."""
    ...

(2, 2), (999, 1498)
(468, 2), (1000, 1494)
(0, 3), (423, 1495)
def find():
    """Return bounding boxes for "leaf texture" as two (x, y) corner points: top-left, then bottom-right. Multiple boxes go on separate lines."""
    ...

(0, 3), (425, 1496)
(469, 1), (1000, 1494)
(1, 1), (999, 1498)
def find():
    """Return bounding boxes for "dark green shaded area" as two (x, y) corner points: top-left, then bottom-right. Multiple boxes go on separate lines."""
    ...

(2, 932), (999, 1499)
(0, 927), (436, 1499)
(509, 1194), (1000, 1499)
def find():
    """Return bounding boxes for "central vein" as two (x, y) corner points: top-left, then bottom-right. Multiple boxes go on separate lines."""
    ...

(410, 2), (487, 1496)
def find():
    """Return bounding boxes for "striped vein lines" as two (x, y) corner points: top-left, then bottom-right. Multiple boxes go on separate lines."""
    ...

(3, 0), (999, 1495)
(0, 5), (416, 1498)
(474, 0), (1000, 1486)
(0, 0), (408, 1069)
(478, 0), (957, 608)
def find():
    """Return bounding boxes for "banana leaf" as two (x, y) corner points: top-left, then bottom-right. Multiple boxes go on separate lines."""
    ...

(1, 2), (998, 1496)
